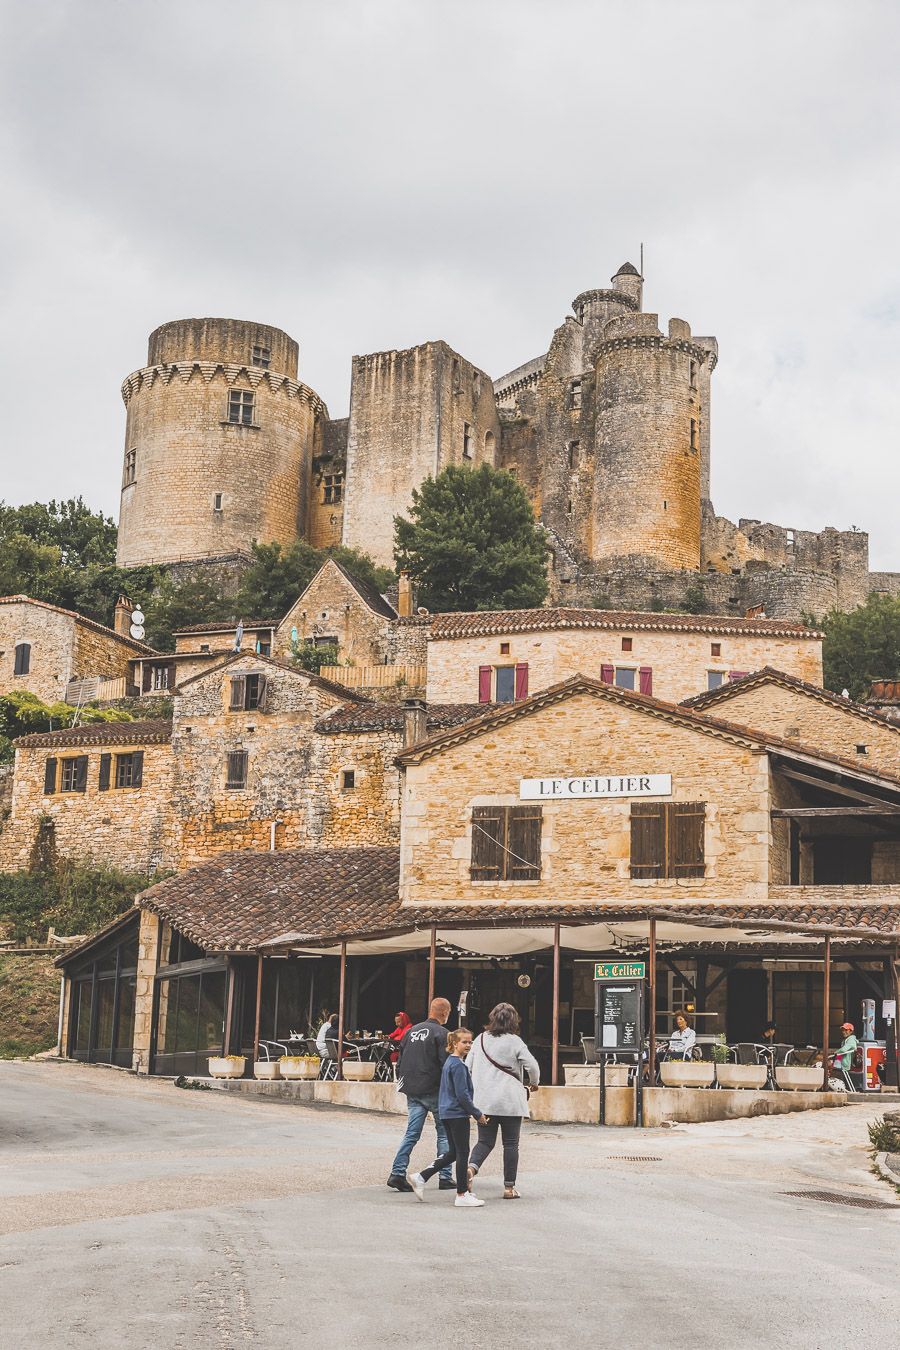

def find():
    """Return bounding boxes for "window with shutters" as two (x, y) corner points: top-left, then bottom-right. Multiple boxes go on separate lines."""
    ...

(707, 670), (726, 690)
(630, 802), (705, 879)
(229, 673), (267, 711)
(43, 757), (58, 795)
(225, 750), (248, 790)
(114, 752), (144, 789)
(614, 667), (636, 691)
(227, 389), (255, 425)
(495, 666), (516, 703)
(470, 805), (542, 881)
(59, 756), (88, 794)
(13, 642), (30, 676)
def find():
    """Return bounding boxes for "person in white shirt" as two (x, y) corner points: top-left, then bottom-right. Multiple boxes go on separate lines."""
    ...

(667, 1013), (696, 1060)
(316, 1013), (338, 1055)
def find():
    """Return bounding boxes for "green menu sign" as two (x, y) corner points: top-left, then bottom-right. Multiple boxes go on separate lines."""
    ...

(594, 961), (646, 980)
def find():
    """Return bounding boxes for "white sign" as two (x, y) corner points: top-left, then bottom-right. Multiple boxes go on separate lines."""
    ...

(520, 774), (672, 801)
(883, 1000), (896, 1021)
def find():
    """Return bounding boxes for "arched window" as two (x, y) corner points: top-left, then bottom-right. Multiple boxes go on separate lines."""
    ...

(483, 430), (495, 459)
(14, 642), (30, 676)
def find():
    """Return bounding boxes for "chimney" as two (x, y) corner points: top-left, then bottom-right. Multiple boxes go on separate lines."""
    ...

(114, 595), (133, 637)
(402, 697), (427, 748)
(397, 571), (413, 619)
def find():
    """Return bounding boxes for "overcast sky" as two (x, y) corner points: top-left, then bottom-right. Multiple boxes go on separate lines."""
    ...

(1, 1), (898, 568)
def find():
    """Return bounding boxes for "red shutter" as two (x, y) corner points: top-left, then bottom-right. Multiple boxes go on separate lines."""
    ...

(515, 663), (529, 700)
(639, 667), (653, 696)
(478, 666), (492, 703)
(728, 671), (748, 682)
(600, 664), (614, 685)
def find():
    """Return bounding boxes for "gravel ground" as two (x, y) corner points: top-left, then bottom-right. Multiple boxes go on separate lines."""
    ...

(1, 1061), (898, 1348)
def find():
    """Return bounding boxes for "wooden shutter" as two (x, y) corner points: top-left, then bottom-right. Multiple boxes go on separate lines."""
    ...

(669, 802), (705, 878)
(639, 666), (653, 696)
(132, 751), (144, 789)
(74, 755), (89, 793)
(514, 663), (529, 700)
(43, 757), (57, 795)
(470, 805), (504, 880)
(600, 664), (614, 685)
(256, 675), (269, 712)
(226, 750), (248, 789)
(229, 675), (246, 710)
(98, 753), (111, 791)
(478, 667), (492, 703)
(14, 643), (31, 675)
(630, 802), (664, 878)
(141, 663), (152, 693)
(506, 805), (542, 880)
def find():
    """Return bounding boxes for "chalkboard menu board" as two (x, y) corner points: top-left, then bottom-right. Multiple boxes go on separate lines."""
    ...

(595, 981), (642, 1052)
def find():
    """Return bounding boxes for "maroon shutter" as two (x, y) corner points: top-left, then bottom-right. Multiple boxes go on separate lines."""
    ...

(728, 671), (748, 682)
(514, 663), (529, 700)
(639, 667), (653, 696)
(600, 664), (614, 685)
(478, 666), (492, 703)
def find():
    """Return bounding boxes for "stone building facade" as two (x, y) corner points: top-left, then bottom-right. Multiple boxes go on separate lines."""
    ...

(114, 267), (898, 619)
(0, 596), (153, 704)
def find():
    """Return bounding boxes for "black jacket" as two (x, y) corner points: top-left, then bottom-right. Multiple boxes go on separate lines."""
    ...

(396, 1018), (448, 1098)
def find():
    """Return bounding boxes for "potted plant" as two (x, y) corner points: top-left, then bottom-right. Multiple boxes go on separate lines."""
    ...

(254, 1059), (282, 1080)
(208, 1055), (247, 1079)
(280, 1054), (321, 1080)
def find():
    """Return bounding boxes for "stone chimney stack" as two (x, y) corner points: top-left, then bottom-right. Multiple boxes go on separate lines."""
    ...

(402, 697), (428, 748)
(397, 571), (414, 619)
(113, 595), (134, 638)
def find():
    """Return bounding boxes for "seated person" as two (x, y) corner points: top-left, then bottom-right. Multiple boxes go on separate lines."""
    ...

(666, 1013), (697, 1060)
(387, 1011), (413, 1064)
(761, 1021), (778, 1044)
(315, 1013), (339, 1055)
(831, 1021), (858, 1074)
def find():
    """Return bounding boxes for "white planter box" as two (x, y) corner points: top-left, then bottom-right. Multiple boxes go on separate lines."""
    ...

(341, 1061), (376, 1081)
(563, 1063), (631, 1087)
(775, 1066), (824, 1092)
(659, 1061), (715, 1088)
(254, 1061), (282, 1080)
(716, 1064), (768, 1090)
(280, 1057), (320, 1080)
(208, 1056), (246, 1079)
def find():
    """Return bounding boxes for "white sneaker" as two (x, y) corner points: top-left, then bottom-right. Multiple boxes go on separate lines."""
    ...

(454, 1191), (485, 1208)
(410, 1171), (426, 1201)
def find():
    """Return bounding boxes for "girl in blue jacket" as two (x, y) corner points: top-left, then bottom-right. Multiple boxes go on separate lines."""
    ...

(410, 1027), (487, 1207)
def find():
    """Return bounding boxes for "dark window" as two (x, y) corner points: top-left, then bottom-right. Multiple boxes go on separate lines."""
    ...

(229, 673), (267, 711)
(59, 756), (88, 794)
(463, 423), (473, 459)
(570, 379), (582, 410)
(621, 637), (633, 652)
(115, 751), (144, 789)
(341, 769), (356, 790)
(690, 418), (699, 450)
(614, 667), (636, 691)
(323, 473), (343, 504)
(123, 448), (137, 486)
(690, 359), (698, 389)
(152, 664), (171, 691)
(258, 641), (271, 657)
(213, 493), (223, 511)
(707, 671), (726, 690)
(13, 642), (30, 676)
(251, 344), (270, 368)
(313, 635), (338, 650)
(225, 750), (248, 790)
(470, 805), (542, 881)
(812, 839), (872, 885)
(711, 642), (721, 657)
(856, 744), (868, 756)
(630, 802), (706, 879)
(500, 642), (510, 655)
(227, 389), (255, 425)
(495, 666), (516, 703)
(568, 440), (580, 469)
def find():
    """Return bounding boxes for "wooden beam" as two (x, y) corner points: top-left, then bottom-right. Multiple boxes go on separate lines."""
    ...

(820, 935), (831, 1093)
(337, 941), (347, 1082)
(771, 806), (900, 818)
(551, 923), (561, 1087)
(704, 964), (731, 1000)
(659, 954), (697, 999)
(847, 960), (886, 1002)
(777, 767), (900, 809)
(222, 960), (235, 1057)
(252, 954), (263, 1065)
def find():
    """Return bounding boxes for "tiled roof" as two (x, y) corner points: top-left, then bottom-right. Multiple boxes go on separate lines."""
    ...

(330, 561), (398, 620)
(15, 719), (172, 749)
(173, 619), (277, 635)
(868, 680), (900, 706)
(174, 650), (370, 702)
(123, 846), (900, 955)
(0, 595), (157, 654)
(682, 667), (900, 730)
(317, 703), (484, 734)
(614, 261), (640, 276)
(428, 607), (821, 642)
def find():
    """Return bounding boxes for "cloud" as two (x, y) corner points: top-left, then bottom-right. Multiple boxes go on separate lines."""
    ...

(1, 0), (898, 569)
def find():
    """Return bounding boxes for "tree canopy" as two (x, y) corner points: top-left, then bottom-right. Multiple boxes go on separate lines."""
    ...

(0, 691), (133, 764)
(235, 540), (395, 620)
(393, 463), (550, 612)
(818, 592), (900, 700)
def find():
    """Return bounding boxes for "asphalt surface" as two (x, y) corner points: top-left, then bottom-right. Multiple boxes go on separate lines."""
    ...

(1, 1062), (898, 1349)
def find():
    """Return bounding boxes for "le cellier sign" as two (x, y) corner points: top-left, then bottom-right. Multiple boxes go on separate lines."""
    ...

(519, 773), (672, 801)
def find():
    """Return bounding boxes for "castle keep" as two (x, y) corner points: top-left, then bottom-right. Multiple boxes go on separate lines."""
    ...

(114, 267), (899, 617)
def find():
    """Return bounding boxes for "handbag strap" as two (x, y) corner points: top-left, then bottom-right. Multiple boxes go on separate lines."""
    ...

(478, 1034), (524, 1083)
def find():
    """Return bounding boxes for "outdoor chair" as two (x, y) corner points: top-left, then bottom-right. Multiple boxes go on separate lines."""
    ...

(731, 1042), (763, 1065)
(580, 1035), (597, 1064)
(319, 1041), (341, 1080)
(371, 1041), (394, 1082)
(785, 1046), (818, 1067)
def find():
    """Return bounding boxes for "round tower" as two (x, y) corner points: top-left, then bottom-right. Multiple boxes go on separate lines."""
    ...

(115, 318), (326, 569)
(592, 312), (708, 571)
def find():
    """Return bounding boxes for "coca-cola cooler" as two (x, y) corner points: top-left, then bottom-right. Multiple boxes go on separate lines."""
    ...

(855, 999), (886, 1091)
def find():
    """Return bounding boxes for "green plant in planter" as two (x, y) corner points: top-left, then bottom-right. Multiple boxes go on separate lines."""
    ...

(711, 1035), (730, 1064)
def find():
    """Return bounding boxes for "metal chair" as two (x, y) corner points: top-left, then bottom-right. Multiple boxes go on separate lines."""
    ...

(580, 1034), (597, 1065)
(319, 1040), (340, 1080)
(371, 1041), (394, 1082)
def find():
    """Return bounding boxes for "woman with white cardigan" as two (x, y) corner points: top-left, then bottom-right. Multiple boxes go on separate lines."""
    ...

(466, 1002), (540, 1199)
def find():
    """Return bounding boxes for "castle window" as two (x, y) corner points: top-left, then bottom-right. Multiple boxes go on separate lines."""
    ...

(123, 448), (137, 486)
(13, 642), (30, 676)
(568, 441), (580, 469)
(621, 637), (633, 652)
(710, 642), (721, 657)
(323, 473), (343, 504)
(213, 493), (223, 511)
(690, 418), (699, 451)
(463, 423), (473, 459)
(225, 750), (248, 790)
(470, 805), (542, 881)
(227, 389), (255, 425)
(690, 359), (698, 389)
(341, 769), (356, 791)
(251, 344), (270, 368)
(570, 379), (582, 410)
(707, 671), (726, 690)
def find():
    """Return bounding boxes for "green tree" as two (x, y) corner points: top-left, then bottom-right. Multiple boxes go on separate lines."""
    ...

(393, 463), (550, 612)
(0, 692), (133, 764)
(142, 573), (236, 651)
(235, 540), (395, 619)
(817, 592), (900, 700)
(290, 639), (341, 674)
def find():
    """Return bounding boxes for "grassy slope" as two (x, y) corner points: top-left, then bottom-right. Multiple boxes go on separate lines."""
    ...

(0, 954), (60, 1057)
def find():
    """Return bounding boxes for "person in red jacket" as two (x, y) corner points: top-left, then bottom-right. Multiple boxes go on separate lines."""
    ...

(387, 1011), (413, 1064)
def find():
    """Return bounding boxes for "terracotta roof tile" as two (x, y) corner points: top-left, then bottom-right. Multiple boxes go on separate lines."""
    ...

(15, 718), (172, 749)
(682, 667), (900, 730)
(317, 703), (483, 734)
(0, 594), (157, 654)
(428, 607), (821, 642)
(173, 650), (370, 702)
(173, 619), (277, 635)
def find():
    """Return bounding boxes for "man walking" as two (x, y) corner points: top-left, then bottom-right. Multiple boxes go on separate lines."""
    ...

(387, 997), (453, 1192)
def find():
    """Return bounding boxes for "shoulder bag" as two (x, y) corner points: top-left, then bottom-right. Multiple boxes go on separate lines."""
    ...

(478, 1034), (533, 1095)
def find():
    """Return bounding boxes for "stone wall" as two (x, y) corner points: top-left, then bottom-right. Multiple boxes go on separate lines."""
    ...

(275, 561), (396, 666)
(0, 603), (76, 703)
(308, 417), (348, 548)
(133, 908), (160, 1073)
(400, 688), (771, 906)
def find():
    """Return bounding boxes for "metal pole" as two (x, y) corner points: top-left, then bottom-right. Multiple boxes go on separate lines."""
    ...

(427, 925), (436, 1007)
(551, 922), (561, 1087)
(223, 961), (235, 1057)
(252, 954), (263, 1065)
(820, 935), (831, 1092)
(337, 942), (347, 1082)
(648, 917), (657, 1087)
(893, 954), (900, 1089)
(599, 1054), (606, 1127)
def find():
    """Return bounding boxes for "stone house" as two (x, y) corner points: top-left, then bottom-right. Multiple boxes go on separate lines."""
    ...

(425, 608), (823, 707)
(274, 559), (399, 664)
(683, 668), (900, 778)
(0, 595), (153, 704)
(132, 618), (278, 696)
(0, 719), (174, 874)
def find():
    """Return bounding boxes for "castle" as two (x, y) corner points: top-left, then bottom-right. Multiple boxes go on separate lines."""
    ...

(115, 266), (899, 618)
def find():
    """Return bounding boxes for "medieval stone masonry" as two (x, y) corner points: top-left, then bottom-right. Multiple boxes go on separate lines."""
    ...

(112, 265), (899, 619)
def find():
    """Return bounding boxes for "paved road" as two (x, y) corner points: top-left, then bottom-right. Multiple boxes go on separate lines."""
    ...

(1, 1062), (898, 1348)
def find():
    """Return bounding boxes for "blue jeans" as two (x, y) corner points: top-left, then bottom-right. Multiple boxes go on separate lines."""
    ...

(391, 1093), (451, 1180)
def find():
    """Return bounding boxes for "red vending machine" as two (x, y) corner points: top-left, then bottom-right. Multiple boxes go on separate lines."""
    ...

(857, 999), (886, 1091)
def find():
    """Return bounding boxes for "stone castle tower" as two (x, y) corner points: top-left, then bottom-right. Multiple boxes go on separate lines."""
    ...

(114, 268), (895, 619)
